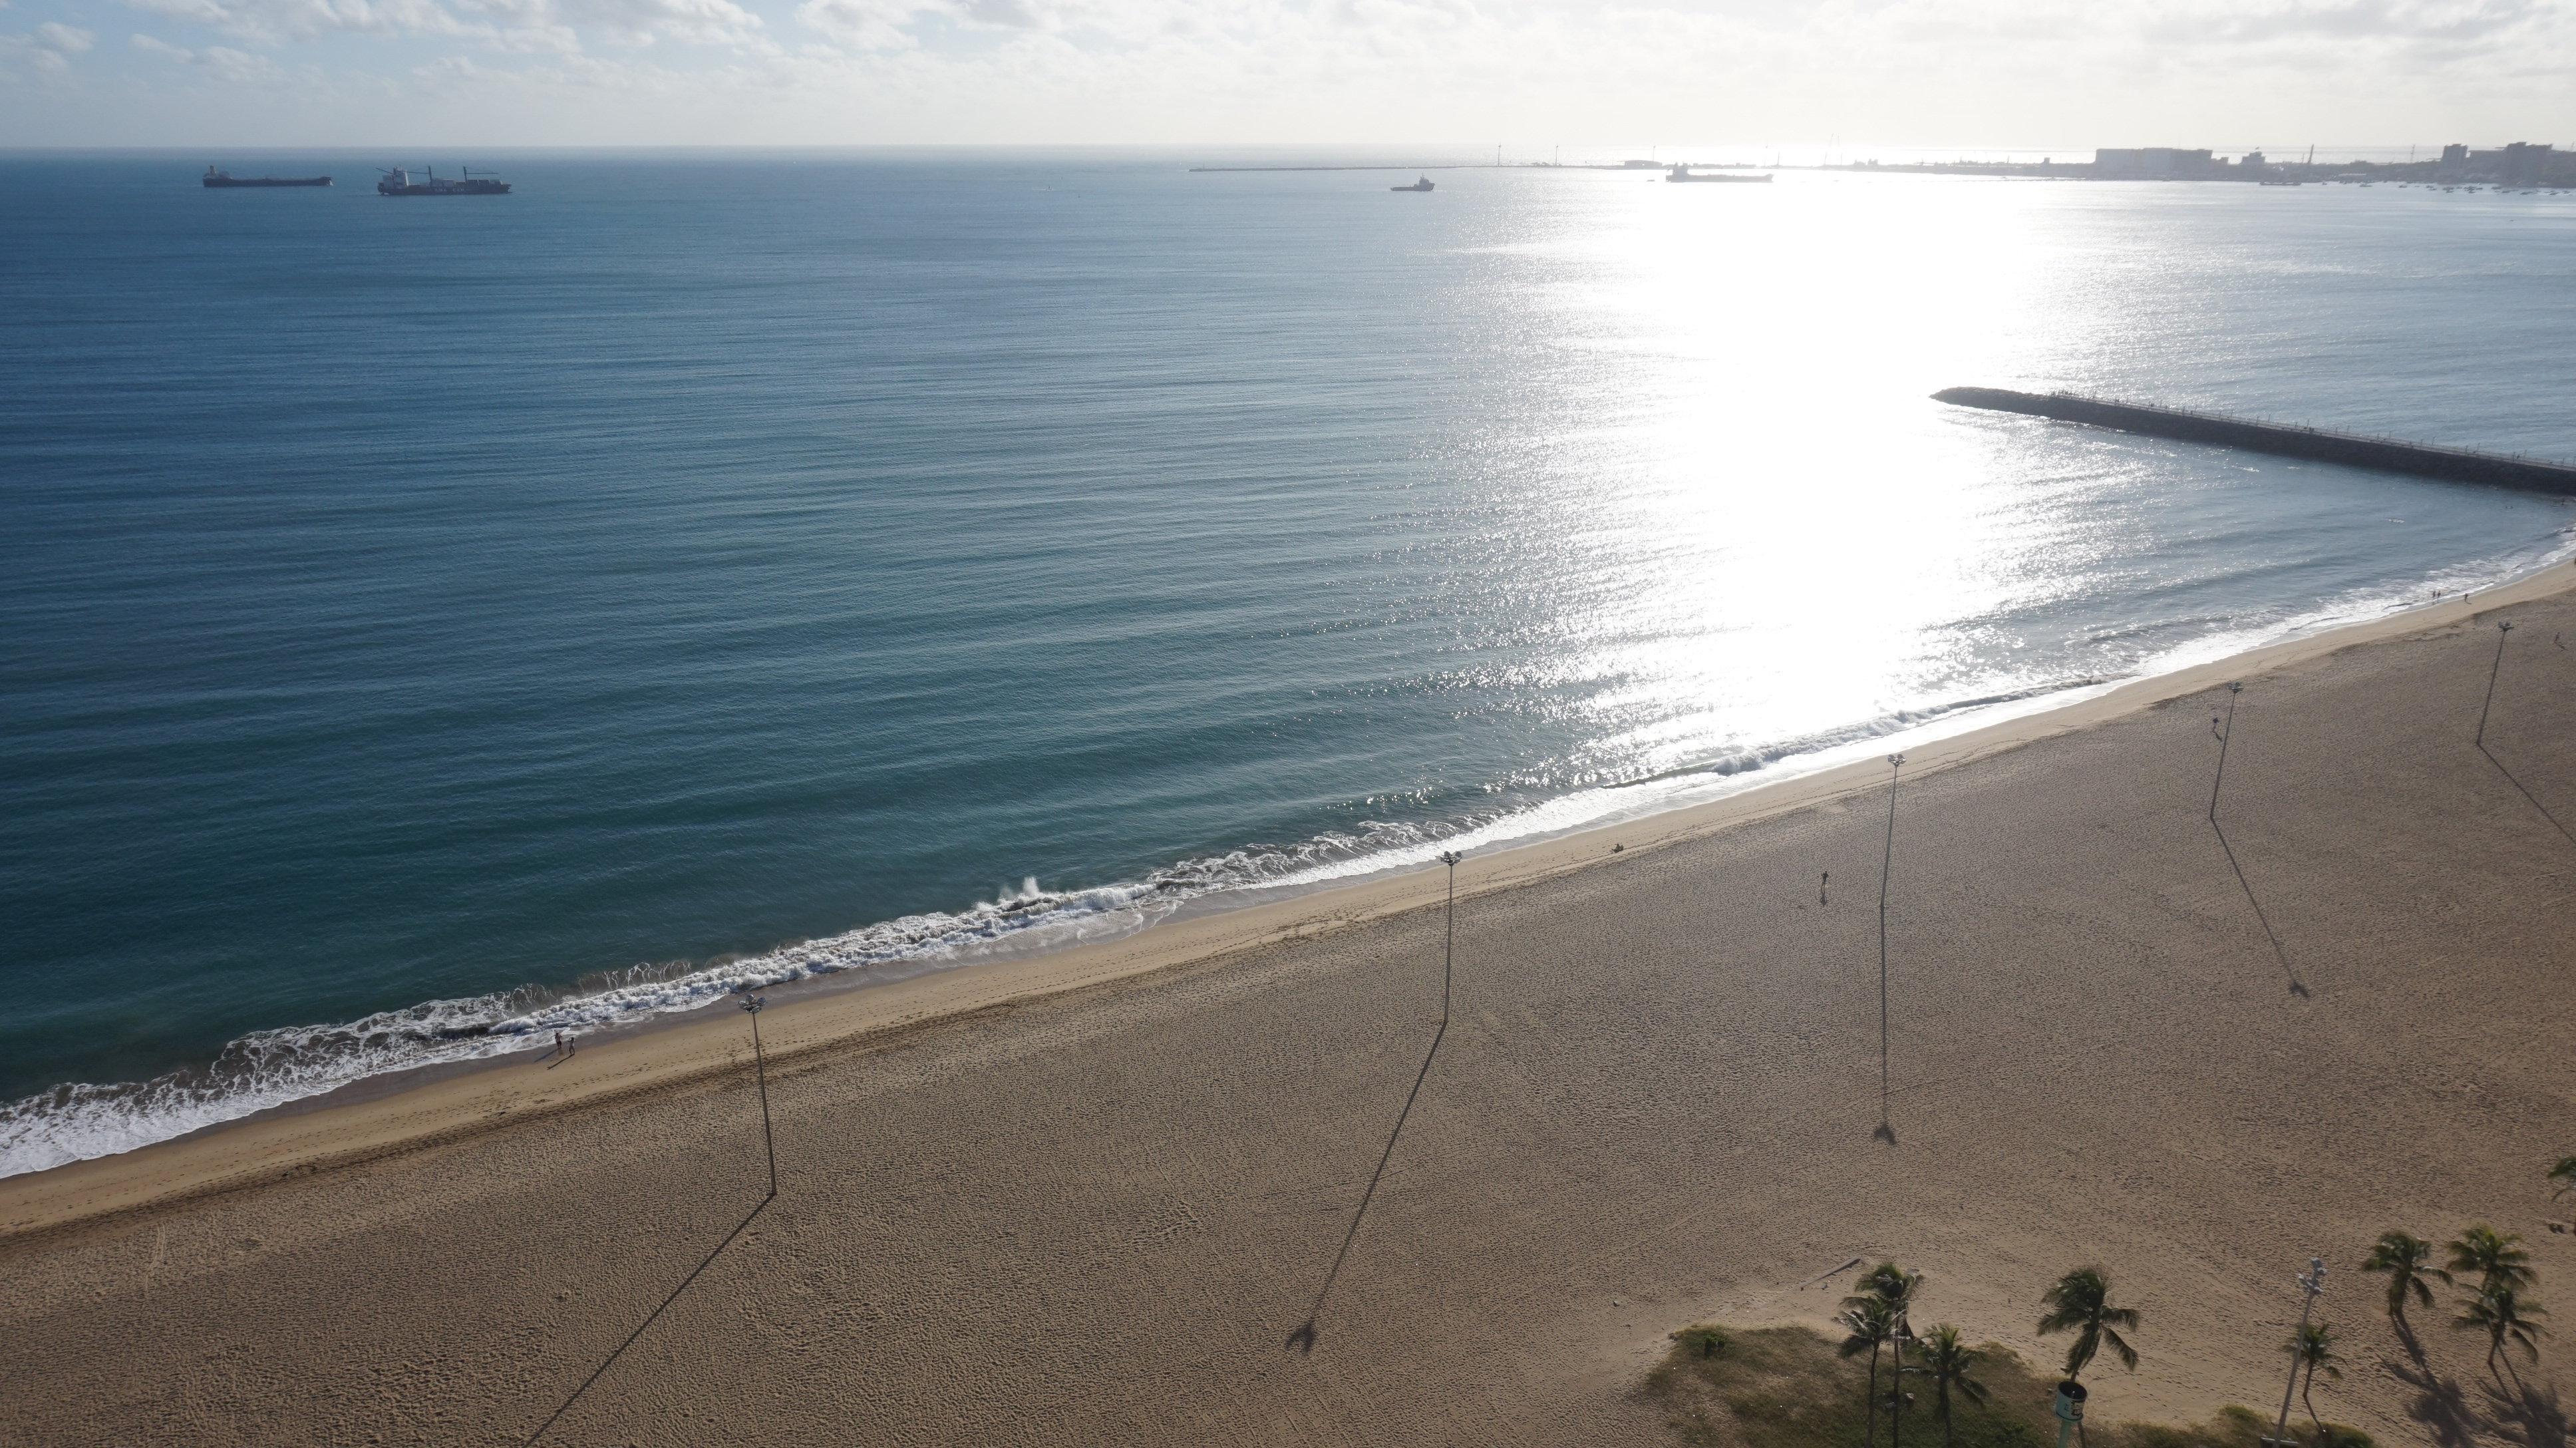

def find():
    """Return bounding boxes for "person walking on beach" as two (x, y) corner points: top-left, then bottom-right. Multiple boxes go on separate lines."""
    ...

(555, 1028), (573, 1059)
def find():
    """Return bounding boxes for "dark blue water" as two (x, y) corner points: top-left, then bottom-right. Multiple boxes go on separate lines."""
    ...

(6, 151), (2574, 1173)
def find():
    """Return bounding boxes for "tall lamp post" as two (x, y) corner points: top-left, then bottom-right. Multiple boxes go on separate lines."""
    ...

(2477, 620), (2514, 747)
(2209, 681), (2243, 822)
(739, 989), (776, 1198)
(2265, 1256), (2326, 1447)
(1438, 850), (1462, 1020)
(1877, 753), (1904, 1112)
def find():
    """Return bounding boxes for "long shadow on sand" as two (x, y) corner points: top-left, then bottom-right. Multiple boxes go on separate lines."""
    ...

(522, 1032), (778, 1443)
(2485, 1373), (2573, 1448)
(1283, 1013), (1449, 1355)
(2389, 1340), (2480, 1448)
(2387, 1340), (2569, 1448)
(2206, 689), (2309, 997)
(2477, 739), (2576, 851)
(524, 1194), (775, 1443)
(2474, 624), (2575, 850)
(1287, 872), (1462, 1356)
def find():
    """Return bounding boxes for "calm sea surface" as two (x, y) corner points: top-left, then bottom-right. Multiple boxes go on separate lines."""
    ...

(5, 151), (2574, 1175)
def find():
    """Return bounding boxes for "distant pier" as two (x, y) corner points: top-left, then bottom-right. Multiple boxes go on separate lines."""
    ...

(1935, 387), (2576, 497)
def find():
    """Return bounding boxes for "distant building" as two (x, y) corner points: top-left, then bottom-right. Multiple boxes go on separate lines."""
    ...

(2437, 142), (2565, 185)
(2489, 142), (2554, 186)
(2093, 147), (2223, 179)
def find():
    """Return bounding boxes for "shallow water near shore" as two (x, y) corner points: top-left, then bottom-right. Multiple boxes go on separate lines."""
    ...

(4, 150), (2574, 1176)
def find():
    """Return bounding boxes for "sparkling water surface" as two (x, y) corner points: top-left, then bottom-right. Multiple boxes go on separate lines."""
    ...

(5, 152), (2574, 1175)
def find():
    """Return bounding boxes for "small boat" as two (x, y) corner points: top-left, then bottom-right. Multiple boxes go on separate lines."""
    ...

(1390, 176), (1434, 192)
(1665, 166), (1771, 184)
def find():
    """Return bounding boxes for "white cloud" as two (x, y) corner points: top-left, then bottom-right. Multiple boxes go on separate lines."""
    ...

(1, 17), (91, 67)
(130, 29), (283, 77)
(794, 0), (911, 48)
(27, 0), (2576, 144)
(199, 40), (279, 75)
(125, 0), (484, 43)
(556, 0), (763, 46)
(123, 0), (755, 49)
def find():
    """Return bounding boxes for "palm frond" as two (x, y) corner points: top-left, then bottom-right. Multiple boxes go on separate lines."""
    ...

(2549, 1157), (2576, 1198)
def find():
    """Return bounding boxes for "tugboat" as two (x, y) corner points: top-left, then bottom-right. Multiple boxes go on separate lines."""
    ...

(377, 166), (511, 196)
(1390, 176), (1434, 192)
(204, 166), (330, 188)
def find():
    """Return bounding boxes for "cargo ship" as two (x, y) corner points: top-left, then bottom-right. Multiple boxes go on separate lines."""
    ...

(204, 166), (331, 188)
(1390, 176), (1434, 192)
(377, 166), (511, 197)
(1665, 166), (1772, 184)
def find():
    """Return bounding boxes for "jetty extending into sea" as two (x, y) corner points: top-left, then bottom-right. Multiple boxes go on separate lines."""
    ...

(1936, 386), (2576, 496)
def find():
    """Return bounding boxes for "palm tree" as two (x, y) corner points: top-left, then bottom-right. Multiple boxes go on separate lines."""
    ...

(2446, 1225), (2536, 1296)
(1838, 1296), (1897, 1448)
(2036, 1266), (2140, 1380)
(1905, 1324), (1989, 1448)
(2287, 1321), (2341, 1429)
(2359, 1231), (2450, 1329)
(2457, 1286), (2547, 1375)
(2550, 1157), (2576, 1200)
(1855, 1263), (1925, 1448)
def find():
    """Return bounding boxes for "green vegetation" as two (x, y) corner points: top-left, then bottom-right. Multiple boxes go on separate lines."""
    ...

(2456, 1286), (2547, 1371)
(2036, 1266), (2140, 1380)
(1907, 1324), (1989, 1448)
(2356, 1232), (2446, 1328)
(2285, 1322), (2340, 1429)
(1835, 1296), (1898, 1448)
(1642, 1324), (2370, 1448)
(2547, 1157), (2576, 1200)
(1678, 1326), (1733, 1359)
(2444, 1225), (2533, 1296)
(1837, 1262), (1925, 1448)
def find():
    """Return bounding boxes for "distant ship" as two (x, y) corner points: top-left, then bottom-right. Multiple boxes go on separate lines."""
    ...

(377, 166), (511, 197)
(1666, 166), (1771, 184)
(204, 167), (330, 188)
(1390, 176), (1434, 192)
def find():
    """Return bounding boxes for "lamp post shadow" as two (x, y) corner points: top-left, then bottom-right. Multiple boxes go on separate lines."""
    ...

(1287, 850), (1462, 1356)
(1874, 754), (1901, 1143)
(2475, 621), (2576, 849)
(2206, 683), (2307, 998)
(523, 996), (779, 1443)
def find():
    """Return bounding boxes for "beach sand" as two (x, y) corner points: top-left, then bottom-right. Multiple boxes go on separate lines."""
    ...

(4, 566), (2573, 1445)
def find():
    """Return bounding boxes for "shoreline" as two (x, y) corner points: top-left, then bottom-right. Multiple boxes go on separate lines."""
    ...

(7, 556), (2575, 1445)
(5, 557), (2570, 1240)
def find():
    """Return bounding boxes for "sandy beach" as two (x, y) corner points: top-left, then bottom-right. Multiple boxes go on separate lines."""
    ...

(5, 562), (2574, 1445)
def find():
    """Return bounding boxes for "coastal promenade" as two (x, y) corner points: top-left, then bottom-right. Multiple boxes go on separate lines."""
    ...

(3, 574), (2573, 1445)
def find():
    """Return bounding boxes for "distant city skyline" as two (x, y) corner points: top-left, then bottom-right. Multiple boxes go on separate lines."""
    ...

(5, 0), (2574, 146)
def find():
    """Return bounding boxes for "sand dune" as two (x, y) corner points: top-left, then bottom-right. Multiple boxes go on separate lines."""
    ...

(5, 570), (2574, 1445)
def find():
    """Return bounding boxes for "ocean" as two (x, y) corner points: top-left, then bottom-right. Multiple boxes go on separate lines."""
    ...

(4, 150), (2573, 1177)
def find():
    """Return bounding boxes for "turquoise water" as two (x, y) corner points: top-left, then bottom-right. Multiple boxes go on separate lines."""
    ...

(5, 152), (2573, 1175)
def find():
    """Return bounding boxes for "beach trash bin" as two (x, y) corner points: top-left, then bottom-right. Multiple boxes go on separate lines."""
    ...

(2052, 1381), (2087, 1446)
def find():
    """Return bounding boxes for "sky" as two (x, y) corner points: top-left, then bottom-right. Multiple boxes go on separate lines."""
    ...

(3, 0), (2574, 149)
